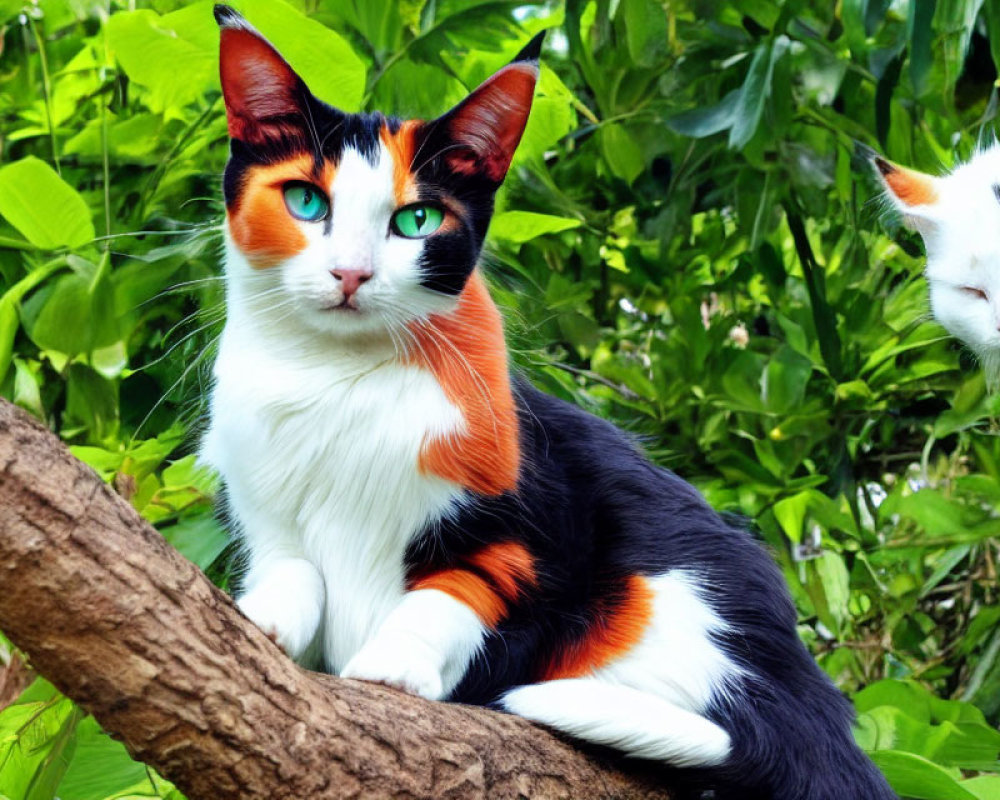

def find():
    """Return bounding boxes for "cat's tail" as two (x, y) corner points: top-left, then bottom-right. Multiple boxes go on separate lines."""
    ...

(500, 677), (732, 768)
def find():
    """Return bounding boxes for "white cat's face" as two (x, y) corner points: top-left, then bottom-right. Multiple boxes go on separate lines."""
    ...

(875, 144), (1000, 375)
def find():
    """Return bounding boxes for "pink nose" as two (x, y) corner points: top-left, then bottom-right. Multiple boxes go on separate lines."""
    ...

(331, 269), (372, 299)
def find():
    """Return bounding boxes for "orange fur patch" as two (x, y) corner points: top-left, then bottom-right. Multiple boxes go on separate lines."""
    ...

(381, 121), (421, 205)
(228, 156), (334, 268)
(408, 271), (520, 496)
(410, 542), (536, 627)
(412, 568), (508, 627)
(541, 575), (654, 680)
(883, 163), (938, 207)
(467, 541), (536, 601)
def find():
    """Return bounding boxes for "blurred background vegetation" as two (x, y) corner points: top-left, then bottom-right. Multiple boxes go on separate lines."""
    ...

(0, 0), (999, 797)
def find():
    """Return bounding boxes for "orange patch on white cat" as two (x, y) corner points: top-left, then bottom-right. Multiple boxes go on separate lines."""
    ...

(877, 158), (939, 206)
(410, 542), (535, 627)
(412, 568), (507, 627)
(381, 121), (421, 205)
(409, 271), (520, 496)
(541, 575), (654, 680)
(228, 156), (335, 268)
(467, 541), (536, 600)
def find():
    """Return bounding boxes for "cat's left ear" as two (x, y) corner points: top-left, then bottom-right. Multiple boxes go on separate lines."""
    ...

(431, 34), (544, 184)
(214, 4), (314, 145)
(867, 151), (942, 234)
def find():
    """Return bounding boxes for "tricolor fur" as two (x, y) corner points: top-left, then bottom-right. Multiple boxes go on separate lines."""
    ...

(203, 7), (894, 798)
(870, 143), (1000, 383)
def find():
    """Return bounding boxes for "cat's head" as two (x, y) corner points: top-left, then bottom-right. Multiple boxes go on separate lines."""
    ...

(214, 4), (539, 340)
(871, 144), (1000, 377)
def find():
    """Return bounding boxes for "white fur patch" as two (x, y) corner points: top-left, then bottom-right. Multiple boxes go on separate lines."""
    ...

(594, 571), (744, 711)
(203, 245), (468, 670)
(501, 569), (741, 768)
(236, 556), (325, 660)
(502, 679), (732, 767)
(341, 589), (486, 699)
(272, 144), (455, 340)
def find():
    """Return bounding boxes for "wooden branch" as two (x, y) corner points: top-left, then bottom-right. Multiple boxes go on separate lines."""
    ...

(0, 399), (673, 800)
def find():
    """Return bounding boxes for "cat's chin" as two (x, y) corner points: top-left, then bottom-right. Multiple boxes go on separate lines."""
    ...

(296, 301), (407, 344)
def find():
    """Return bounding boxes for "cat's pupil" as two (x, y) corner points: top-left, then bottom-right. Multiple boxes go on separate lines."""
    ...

(414, 207), (426, 227)
(303, 188), (313, 205)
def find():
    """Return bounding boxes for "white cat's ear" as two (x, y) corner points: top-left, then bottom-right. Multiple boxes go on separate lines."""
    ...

(433, 34), (544, 184)
(868, 151), (942, 234)
(214, 5), (311, 144)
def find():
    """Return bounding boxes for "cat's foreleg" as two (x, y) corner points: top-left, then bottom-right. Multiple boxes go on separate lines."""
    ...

(340, 589), (485, 700)
(237, 554), (326, 662)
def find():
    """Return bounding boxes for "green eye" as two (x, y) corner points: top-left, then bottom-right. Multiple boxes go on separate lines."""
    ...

(392, 204), (444, 238)
(283, 182), (329, 221)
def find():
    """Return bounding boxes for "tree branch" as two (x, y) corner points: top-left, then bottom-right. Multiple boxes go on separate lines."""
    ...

(0, 399), (673, 800)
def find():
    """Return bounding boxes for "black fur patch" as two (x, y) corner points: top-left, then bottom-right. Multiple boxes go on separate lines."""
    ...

(402, 378), (896, 800)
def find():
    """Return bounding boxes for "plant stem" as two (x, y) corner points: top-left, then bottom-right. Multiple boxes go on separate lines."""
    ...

(27, 16), (60, 175)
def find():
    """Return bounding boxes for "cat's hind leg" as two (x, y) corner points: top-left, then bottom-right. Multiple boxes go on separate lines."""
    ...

(501, 678), (731, 768)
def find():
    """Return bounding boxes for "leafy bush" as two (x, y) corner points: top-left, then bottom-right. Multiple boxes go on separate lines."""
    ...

(0, 1), (998, 798)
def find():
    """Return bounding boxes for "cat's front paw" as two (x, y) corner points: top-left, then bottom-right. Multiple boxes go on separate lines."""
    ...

(237, 559), (325, 661)
(341, 636), (444, 700)
(238, 589), (321, 661)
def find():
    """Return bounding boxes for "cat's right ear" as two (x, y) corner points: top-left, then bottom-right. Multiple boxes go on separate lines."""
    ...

(215, 5), (310, 145)
(866, 149), (941, 234)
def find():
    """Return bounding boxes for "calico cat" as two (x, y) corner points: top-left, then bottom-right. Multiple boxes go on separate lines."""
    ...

(203, 6), (895, 798)
(870, 144), (1000, 381)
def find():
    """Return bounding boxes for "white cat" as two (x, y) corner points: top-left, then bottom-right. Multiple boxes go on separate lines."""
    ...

(872, 143), (1000, 379)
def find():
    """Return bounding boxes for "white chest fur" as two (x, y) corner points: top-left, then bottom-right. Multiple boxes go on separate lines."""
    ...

(202, 318), (466, 670)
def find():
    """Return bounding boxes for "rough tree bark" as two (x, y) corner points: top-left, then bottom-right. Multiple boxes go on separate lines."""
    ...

(0, 399), (674, 800)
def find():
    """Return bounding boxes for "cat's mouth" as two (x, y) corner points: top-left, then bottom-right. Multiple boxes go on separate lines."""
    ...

(321, 299), (362, 313)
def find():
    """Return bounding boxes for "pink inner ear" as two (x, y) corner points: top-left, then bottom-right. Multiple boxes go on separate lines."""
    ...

(219, 28), (301, 142)
(447, 63), (538, 182)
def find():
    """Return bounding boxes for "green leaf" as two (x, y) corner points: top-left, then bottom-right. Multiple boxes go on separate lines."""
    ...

(621, 0), (669, 67)
(773, 490), (813, 544)
(0, 692), (82, 800)
(56, 717), (153, 800)
(161, 514), (229, 571)
(986, 1), (1000, 77)
(857, 703), (1000, 770)
(666, 90), (740, 138)
(12, 358), (44, 419)
(762, 345), (813, 412)
(107, 1), (365, 114)
(885, 490), (968, 540)
(64, 364), (118, 441)
(729, 37), (789, 150)
(869, 750), (978, 800)
(106, 9), (217, 114)
(806, 551), (850, 635)
(599, 125), (644, 184)
(909, 0), (935, 96)
(0, 158), (94, 250)
(490, 211), (580, 244)
(963, 776), (1000, 800)
(0, 296), (19, 384)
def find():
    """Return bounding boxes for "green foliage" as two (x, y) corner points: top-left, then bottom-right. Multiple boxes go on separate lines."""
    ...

(0, 0), (998, 797)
